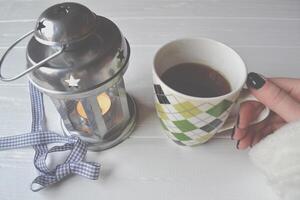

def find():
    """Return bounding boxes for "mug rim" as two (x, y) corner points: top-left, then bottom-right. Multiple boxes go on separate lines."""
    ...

(153, 37), (248, 101)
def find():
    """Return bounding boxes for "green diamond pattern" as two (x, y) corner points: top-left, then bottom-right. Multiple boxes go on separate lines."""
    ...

(173, 120), (197, 132)
(172, 133), (192, 141)
(174, 102), (202, 118)
(200, 119), (223, 132)
(158, 112), (168, 120)
(196, 134), (214, 143)
(154, 90), (234, 145)
(155, 103), (164, 112)
(206, 100), (233, 117)
(155, 103), (168, 120)
(174, 102), (195, 111)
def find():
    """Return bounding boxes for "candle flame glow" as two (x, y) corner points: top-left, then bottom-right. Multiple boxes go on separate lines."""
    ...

(77, 93), (111, 118)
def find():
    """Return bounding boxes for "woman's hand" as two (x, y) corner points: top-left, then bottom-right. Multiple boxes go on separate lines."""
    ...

(232, 72), (300, 149)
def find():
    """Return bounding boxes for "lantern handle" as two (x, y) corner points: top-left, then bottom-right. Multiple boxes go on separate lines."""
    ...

(0, 30), (65, 82)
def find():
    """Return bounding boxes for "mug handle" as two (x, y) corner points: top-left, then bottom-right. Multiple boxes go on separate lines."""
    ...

(218, 88), (270, 133)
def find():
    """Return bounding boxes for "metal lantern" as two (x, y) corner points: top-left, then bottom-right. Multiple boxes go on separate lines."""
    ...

(0, 2), (137, 151)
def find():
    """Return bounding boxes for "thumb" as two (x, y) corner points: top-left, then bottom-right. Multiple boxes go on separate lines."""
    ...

(246, 72), (300, 122)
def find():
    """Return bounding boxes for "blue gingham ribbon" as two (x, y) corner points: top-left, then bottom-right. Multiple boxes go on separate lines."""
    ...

(0, 83), (100, 192)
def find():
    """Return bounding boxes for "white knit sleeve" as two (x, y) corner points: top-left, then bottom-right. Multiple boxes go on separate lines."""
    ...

(249, 120), (300, 200)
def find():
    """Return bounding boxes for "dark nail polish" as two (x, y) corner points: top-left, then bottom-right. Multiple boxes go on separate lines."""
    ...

(236, 114), (240, 128)
(231, 126), (236, 140)
(246, 72), (266, 89)
(236, 140), (240, 149)
(250, 142), (254, 148)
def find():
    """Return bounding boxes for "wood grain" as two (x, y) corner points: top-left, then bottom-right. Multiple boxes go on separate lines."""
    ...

(1, 18), (300, 47)
(0, 139), (278, 200)
(0, 0), (299, 20)
(0, 0), (298, 199)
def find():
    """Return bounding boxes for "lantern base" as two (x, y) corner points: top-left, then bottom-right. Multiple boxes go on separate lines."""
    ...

(61, 94), (137, 151)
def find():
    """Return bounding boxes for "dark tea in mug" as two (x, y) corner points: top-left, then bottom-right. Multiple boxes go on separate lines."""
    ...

(161, 63), (231, 98)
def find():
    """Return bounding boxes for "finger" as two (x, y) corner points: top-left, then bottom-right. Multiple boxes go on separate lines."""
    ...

(232, 101), (265, 140)
(232, 127), (246, 141)
(238, 101), (265, 129)
(236, 129), (253, 150)
(251, 122), (286, 147)
(250, 113), (285, 146)
(246, 72), (300, 122)
(270, 115), (286, 130)
(251, 126), (271, 147)
(269, 78), (300, 100)
(236, 111), (286, 149)
(237, 119), (267, 150)
(237, 111), (286, 149)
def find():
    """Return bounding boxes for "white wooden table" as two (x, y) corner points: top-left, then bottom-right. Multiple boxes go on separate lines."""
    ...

(0, 0), (299, 199)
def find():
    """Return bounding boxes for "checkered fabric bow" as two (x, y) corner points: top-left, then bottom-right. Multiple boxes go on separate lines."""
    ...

(0, 83), (100, 192)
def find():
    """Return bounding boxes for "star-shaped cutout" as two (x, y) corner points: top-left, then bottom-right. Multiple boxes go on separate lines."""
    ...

(57, 5), (70, 15)
(37, 21), (46, 32)
(65, 75), (80, 88)
(117, 49), (125, 62)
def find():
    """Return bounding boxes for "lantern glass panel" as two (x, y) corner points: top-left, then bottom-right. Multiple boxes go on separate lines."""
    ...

(52, 78), (130, 140)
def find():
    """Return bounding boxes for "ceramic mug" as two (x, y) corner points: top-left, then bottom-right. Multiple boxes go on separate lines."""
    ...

(153, 38), (269, 146)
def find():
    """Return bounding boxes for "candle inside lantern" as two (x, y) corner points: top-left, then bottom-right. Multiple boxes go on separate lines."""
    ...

(77, 92), (111, 118)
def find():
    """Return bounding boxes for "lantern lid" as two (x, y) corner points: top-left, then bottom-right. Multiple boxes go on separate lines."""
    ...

(34, 3), (96, 45)
(26, 2), (130, 98)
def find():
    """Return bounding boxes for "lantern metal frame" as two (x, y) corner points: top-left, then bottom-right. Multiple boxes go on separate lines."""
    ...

(29, 39), (137, 151)
(0, 2), (137, 151)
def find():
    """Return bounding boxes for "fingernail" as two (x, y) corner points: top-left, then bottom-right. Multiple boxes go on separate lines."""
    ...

(236, 113), (240, 128)
(231, 126), (235, 140)
(250, 143), (253, 148)
(246, 72), (266, 89)
(236, 140), (240, 149)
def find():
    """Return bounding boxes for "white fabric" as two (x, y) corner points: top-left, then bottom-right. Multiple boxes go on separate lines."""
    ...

(249, 120), (300, 200)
